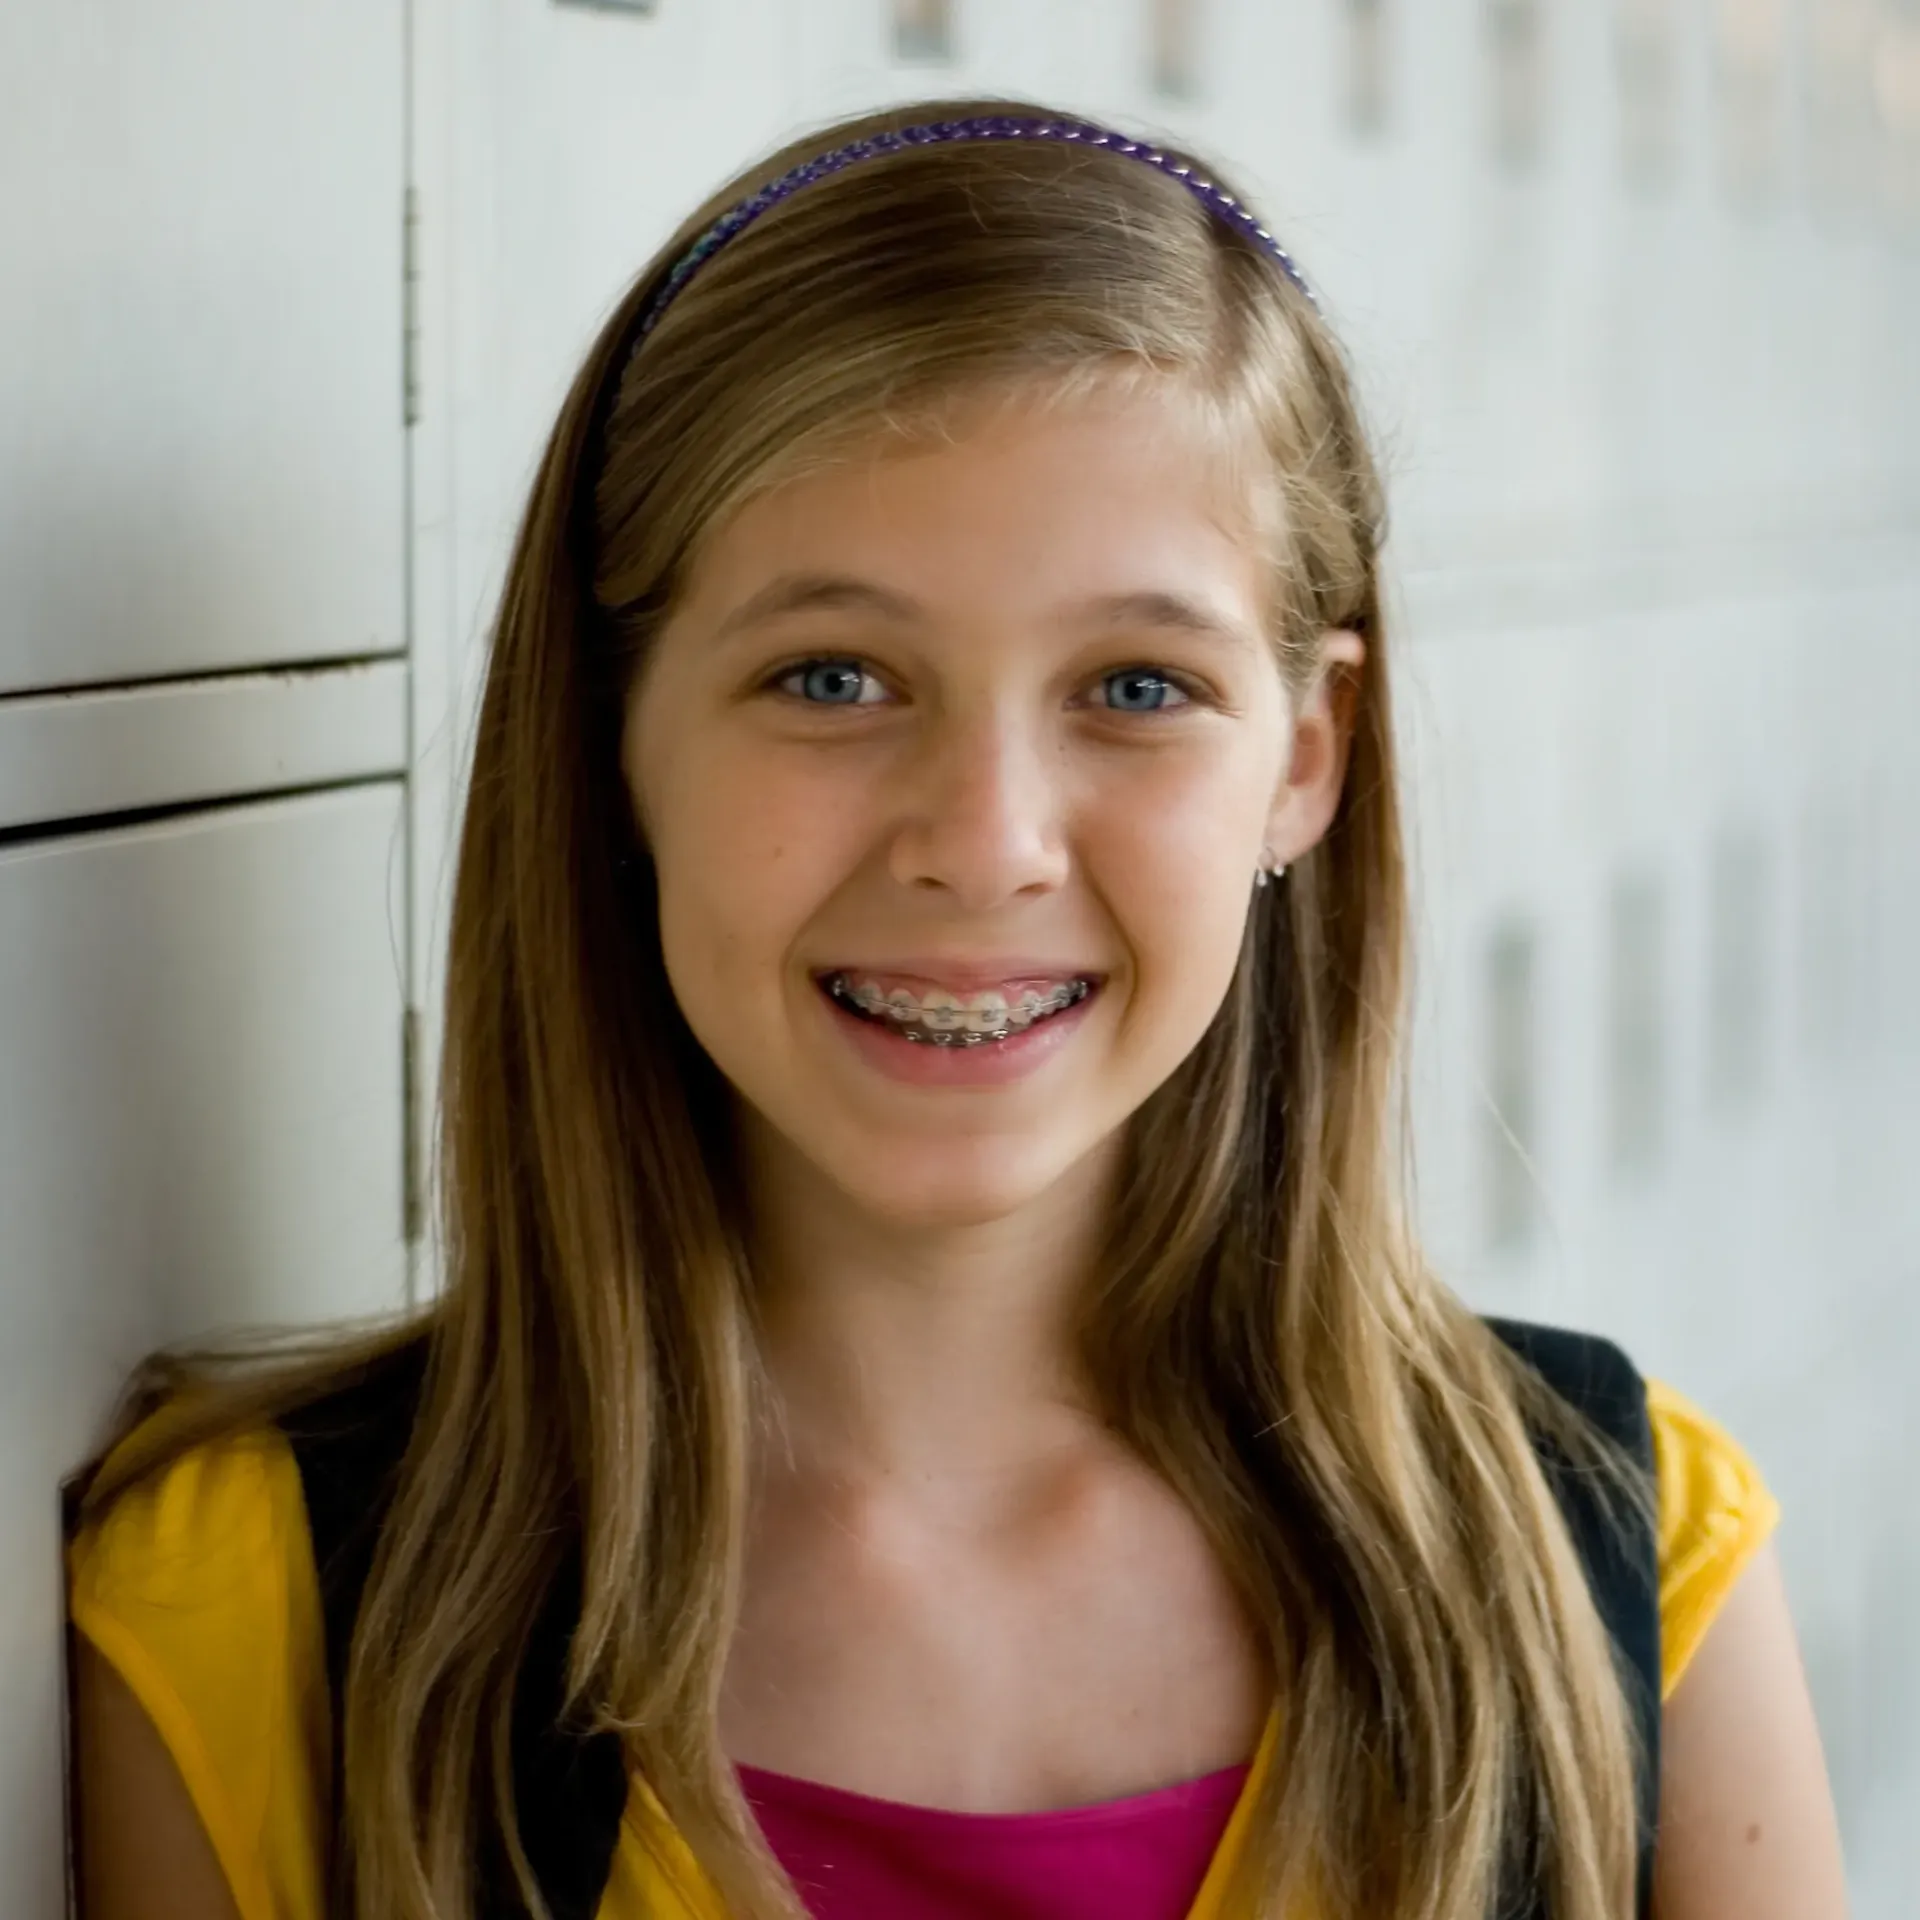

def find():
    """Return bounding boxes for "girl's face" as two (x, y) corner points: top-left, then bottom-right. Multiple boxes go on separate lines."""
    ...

(623, 381), (1360, 1231)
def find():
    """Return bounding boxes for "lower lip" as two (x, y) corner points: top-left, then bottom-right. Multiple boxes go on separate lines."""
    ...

(814, 980), (1101, 1087)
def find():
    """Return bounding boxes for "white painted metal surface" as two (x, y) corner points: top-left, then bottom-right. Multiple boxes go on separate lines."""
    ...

(2, 11), (414, 1913)
(0, 0), (406, 695)
(0, 784), (410, 1919)
(0, 659), (408, 835)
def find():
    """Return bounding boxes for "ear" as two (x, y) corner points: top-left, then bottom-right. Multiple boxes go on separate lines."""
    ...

(1264, 630), (1366, 864)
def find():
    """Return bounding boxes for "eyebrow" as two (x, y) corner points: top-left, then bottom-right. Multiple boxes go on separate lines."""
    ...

(1085, 589), (1256, 649)
(710, 574), (922, 645)
(709, 573), (1256, 651)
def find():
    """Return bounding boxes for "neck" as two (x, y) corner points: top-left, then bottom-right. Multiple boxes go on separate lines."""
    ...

(744, 1132), (1123, 1488)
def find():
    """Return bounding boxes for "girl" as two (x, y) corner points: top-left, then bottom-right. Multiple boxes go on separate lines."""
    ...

(69, 100), (1847, 1920)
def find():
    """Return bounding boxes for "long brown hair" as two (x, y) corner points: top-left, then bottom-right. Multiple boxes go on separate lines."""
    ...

(76, 98), (1653, 1920)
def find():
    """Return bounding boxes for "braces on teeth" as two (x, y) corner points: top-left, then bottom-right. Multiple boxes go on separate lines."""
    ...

(825, 974), (1093, 1046)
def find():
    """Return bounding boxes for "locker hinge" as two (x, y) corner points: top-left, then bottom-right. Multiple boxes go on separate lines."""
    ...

(402, 1005), (425, 1242)
(402, 186), (422, 427)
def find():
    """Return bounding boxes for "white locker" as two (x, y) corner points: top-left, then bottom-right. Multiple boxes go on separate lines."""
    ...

(0, 0), (406, 694)
(425, 0), (790, 704)
(0, 783), (411, 1920)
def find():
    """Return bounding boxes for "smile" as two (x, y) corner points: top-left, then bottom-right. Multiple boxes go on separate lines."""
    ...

(818, 972), (1097, 1047)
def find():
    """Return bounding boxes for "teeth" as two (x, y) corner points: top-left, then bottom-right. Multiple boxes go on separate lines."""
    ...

(964, 991), (1010, 1034)
(828, 974), (1090, 1045)
(921, 989), (965, 1032)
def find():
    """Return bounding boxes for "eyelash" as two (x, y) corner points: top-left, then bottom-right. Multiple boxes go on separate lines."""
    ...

(761, 656), (1208, 716)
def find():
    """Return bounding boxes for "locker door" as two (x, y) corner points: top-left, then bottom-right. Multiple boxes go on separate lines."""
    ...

(0, 783), (409, 1920)
(427, 0), (791, 710)
(0, 0), (406, 694)
(408, 0), (803, 1153)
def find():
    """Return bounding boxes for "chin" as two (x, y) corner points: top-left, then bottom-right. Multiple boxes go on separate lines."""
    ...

(819, 1136), (1088, 1233)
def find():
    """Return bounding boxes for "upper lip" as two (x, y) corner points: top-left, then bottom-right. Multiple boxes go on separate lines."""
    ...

(816, 959), (1105, 992)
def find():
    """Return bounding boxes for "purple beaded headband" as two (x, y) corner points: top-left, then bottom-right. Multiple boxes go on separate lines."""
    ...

(628, 114), (1317, 349)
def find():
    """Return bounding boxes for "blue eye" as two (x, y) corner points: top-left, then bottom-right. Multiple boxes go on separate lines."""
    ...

(777, 658), (878, 705)
(1100, 668), (1191, 713)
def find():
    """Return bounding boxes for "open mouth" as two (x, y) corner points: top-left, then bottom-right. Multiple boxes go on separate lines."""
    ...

(817, 972), (1100, 1048)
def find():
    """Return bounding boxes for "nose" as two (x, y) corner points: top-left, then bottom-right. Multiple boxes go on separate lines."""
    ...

(885, 704), (1072, 909)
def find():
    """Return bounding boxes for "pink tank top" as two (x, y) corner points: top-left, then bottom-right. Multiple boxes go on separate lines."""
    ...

(738, 1760), (1251, 1920)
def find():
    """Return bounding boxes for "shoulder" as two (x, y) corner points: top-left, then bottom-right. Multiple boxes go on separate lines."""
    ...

(1641, 1374), (1782, 1701)
(1483, 1318), (1782, 1702)
(71, 1415), (312, 1620)
(68, 1413), (329, 1920)
(71, 1334), (432, 1670)
(70, 1411), (323, 1727)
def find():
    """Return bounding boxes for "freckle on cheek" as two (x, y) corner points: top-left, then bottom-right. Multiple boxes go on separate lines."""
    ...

(1744, 1822), (1762, 1845)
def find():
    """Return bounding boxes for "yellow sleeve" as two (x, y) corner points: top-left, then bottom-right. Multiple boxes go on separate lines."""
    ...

(1644, 1376), (1781, 1703)
(68, 1422), (329, 1920)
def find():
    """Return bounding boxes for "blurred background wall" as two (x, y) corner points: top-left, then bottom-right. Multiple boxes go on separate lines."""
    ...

(4, 0), (1916, 1913)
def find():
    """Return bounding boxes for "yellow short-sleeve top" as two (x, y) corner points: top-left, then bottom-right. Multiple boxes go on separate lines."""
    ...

(69, 1375), (1781, 1920)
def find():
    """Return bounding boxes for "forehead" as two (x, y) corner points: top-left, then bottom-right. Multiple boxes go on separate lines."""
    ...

(667, 379), (1278, 639)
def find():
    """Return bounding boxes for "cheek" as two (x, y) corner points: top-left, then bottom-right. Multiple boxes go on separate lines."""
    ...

(640, 734), (857, 1002)
(1101, 755), (1272, 989)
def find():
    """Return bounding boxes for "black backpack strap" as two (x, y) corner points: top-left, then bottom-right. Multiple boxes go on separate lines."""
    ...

(1484, 1316), (1661, 1920)
(488, 1552), (630, 1920)
(279, 1342), (627, 1920)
